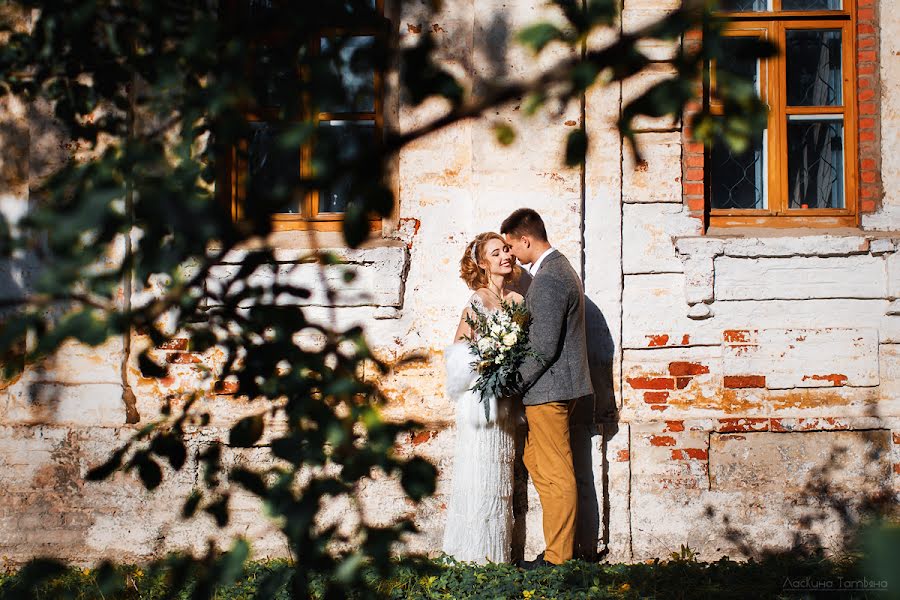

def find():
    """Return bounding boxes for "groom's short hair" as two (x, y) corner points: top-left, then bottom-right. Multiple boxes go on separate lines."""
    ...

(500, 208), (548, 242)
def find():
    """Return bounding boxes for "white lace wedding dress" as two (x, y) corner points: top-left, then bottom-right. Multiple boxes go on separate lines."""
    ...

(441, 294), (516, 564)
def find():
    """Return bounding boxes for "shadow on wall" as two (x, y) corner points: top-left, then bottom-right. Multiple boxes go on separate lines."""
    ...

(509, 268), (620, 561)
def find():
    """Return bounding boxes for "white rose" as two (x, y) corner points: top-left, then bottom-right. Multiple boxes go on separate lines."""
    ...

(502, 332), (518, 347)
(477, 337), (493, 353)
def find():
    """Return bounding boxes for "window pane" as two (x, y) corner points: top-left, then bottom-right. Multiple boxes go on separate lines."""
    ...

(717, 0), (768, 10)
(710, 131), (767, 210)
(247, 123), (301, 213)
(717, 37), (761, 91)
(253, 45), (299, 109)
(787, 118), (844, 209)
(782, 0), (841, 9)
(316, 121), (376, 213)
(320, 37), (376, 113)
(786, 30), (842, 107)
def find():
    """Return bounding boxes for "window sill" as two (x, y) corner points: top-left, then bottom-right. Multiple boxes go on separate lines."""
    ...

(673, 230), (900, 319)
(206, 233), (408, 310)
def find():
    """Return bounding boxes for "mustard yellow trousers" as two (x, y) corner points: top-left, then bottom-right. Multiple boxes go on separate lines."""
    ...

(523, 399), (578, 565)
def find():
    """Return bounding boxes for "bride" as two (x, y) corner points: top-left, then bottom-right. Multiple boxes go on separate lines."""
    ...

(442, 231), (523, 564)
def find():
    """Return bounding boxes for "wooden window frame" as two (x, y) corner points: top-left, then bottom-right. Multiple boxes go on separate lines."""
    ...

(708, 0), (859, 229)
(222, 0), (386, 234)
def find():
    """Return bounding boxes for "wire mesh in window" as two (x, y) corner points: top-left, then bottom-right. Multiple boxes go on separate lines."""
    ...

(787, 118), (844, 209)
(710, 132), (767, 210)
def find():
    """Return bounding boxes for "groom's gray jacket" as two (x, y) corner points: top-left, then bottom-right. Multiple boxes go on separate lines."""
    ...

(519, 250), (593, 406)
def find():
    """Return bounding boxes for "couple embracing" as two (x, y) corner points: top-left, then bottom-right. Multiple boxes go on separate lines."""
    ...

(442, 208), (593, 569)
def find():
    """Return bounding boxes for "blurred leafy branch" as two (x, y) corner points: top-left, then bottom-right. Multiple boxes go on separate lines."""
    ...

(0, 0), (771, 597)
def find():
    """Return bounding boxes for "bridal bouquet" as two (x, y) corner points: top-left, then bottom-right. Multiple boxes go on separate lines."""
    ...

(464, 300), (538, 418)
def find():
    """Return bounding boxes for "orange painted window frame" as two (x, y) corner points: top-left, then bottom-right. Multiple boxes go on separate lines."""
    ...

(708, 0), (859, 229)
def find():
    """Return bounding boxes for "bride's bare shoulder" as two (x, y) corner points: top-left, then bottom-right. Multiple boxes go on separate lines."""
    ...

(507, 291), (524, 304)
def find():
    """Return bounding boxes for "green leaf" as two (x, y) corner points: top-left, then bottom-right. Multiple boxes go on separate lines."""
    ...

(182, 489), (203, 519)
(86, 449), (125, 481)
(229, 414), (264, 447)
(517, 23), (564, 53)
(400, 456), (437, 502)
(565, 129), (588, 166)
(138, 352), (168, 378)
(150, 432), (187, 470)
(493, 122), (516, 146)
(231, 467), (268, 496)
(134, 454), (163, 490)
(216, 538), (250, 587)
(205, 494), (230, 527)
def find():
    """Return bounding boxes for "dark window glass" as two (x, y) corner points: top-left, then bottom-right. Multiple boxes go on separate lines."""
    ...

(782, 0), (841, 9)
(710, 132), (766, 210)
(315, 121), (376, 213)
(320, 36), (376, 113)
(786, 30), (842, 106)
(787, 118), (844, 209)
(717, 0), (767, 11)
(247, 123), (301, 213)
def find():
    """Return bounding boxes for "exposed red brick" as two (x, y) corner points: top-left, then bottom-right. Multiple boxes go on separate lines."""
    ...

(665, 420), (685, 432)
(668, 362), (710, 377)
(643, 391), (670, 404)
(861, 199), (877, 212)
(717, 418), (769, 433)
(685, 155), (704, 168)
(893, 432), (900, 445)
(650, 405), (670, 412)
(860, 130), (876, 142)
(861, 158), (877, 170)
(723, 330), (752, 343)
(167, 352), (201, 364)
(686, 168), (704, 182)
(894, 464), (900, 476)
(685, 142), (705, 155)
(684, 183), (704, 196)
(158, 338), (188, 351)
(627, 377), (675, 390)
(410, 430), (435, 446)
(646, 334), (669, 347)
(686, 197), (705, 211)
(649, 435), (676, 447)
(858, 23), (875, 35)
(859, 117), (875, 130)
(861, 170), (877, 184)
(675, 377), (692, 390)
(723, 375), (766, 389)
(616, 449), (630, 462)
(212, 380), (239, 395)
(859, 102), (876, 115)
(801, 374), (848, 387)
(680, 335), (691, 345)
(671, 448), (708, 461)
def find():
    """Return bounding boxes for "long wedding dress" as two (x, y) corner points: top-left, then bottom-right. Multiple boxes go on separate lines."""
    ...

(441, 293), (516, 564)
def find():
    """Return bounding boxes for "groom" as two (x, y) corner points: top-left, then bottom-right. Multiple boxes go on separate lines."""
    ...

(501, 208), (593, 569)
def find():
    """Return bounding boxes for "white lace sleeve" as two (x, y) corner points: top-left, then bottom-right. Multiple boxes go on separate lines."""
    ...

(469, 292), (486, 313)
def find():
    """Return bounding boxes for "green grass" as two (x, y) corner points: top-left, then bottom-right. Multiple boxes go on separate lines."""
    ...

(0, 552), (871, 600)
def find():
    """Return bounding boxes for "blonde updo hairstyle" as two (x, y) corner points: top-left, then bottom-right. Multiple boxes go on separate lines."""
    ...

(460, 232), (521, 291)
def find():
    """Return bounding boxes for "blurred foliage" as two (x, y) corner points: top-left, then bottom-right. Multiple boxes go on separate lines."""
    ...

(0, 552), (884, 600)
(0, 0), (772, 597)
